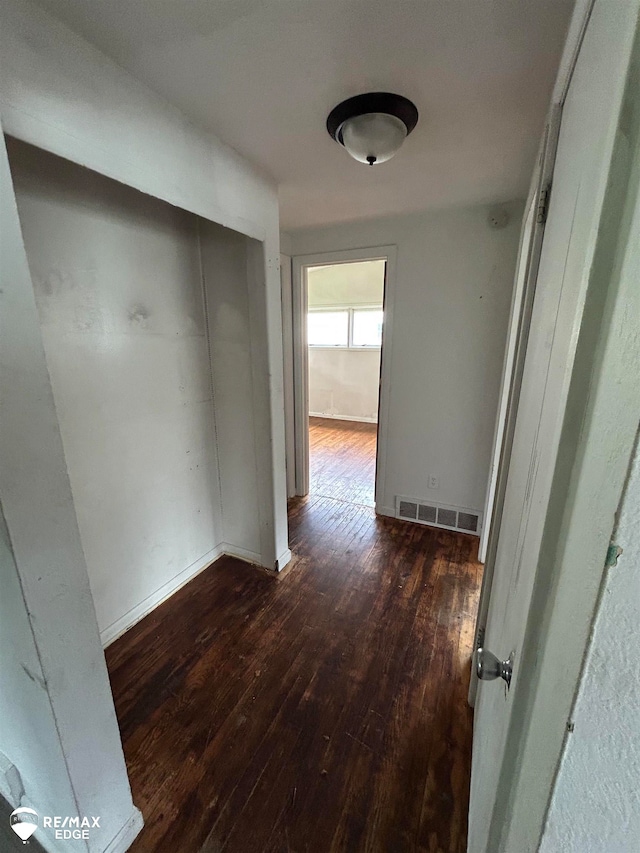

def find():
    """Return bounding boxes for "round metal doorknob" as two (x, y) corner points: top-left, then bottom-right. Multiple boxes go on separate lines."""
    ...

(476, 648), (514, 689)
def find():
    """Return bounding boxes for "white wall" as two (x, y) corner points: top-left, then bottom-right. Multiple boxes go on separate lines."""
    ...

(8, 138), (226, 644)
(539, 436), (640, 853)
(308, 349), (381, 421)
(9, 138), (292, 642)
(0, 0), (289, 849)
(200, 222), (263, 561)
(0, 0), (289, 572)
(286, 201), (523, 516)
(308, 260), (384, 422)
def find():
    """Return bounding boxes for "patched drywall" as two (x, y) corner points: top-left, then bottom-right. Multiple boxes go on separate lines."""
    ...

(539, 437), (640, 853)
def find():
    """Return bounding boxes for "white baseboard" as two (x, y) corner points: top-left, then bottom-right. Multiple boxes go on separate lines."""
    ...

(219, 542), (263, 566)
(100, 543), (273, 647)
(309, 412), (378, 424)
(375, 504), (396, 518)
(101, 545), (224, 647)
(275, 548), (292, 572)
(103, 807), (144, 853)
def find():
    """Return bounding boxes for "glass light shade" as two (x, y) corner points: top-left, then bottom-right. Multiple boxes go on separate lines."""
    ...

(340, 112), (407, 165)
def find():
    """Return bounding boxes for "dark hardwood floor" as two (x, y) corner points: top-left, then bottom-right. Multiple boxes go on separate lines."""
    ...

(106, 425), (481, 852)
(309, 417), (377, 508)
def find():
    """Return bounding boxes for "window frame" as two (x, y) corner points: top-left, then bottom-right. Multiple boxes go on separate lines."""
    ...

(307, 303), (383, 350)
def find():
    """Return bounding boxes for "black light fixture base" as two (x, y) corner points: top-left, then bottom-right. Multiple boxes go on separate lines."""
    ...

(326, 92), (419, 145)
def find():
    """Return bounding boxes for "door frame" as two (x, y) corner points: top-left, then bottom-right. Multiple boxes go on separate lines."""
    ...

(469, 0), (595, 706)
(476, 0), (598, 571)
(477, 109), (560, 568)
(491, 64), (640, 845)
(291, 245), (397, 508)
(470, 0), (640, 848)
(280, 254), (297, 499)
(469, 106), (561, 707)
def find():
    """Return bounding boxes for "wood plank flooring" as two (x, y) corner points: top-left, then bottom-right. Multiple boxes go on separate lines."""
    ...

(106, 426), (481, 852)
(309, 417), (377, 508)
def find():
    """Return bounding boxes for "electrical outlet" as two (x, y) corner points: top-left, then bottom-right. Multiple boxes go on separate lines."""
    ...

(429, 475), (439, 490)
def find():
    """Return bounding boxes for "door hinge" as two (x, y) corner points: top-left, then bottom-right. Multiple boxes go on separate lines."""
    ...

(537, 184), (551, 224)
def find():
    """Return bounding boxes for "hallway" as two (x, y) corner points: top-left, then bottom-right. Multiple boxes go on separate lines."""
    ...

(106, 485), (482, 852)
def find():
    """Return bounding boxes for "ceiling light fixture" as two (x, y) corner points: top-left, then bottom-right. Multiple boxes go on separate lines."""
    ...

(326, 92), (419, 166)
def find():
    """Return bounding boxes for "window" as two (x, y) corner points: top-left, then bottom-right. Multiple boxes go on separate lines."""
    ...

(352, 308), (383, 347)
(308, 310), (349, 347)
(308, 306), (383, 348)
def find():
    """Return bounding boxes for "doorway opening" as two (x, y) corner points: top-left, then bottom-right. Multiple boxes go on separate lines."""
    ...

(292, 247), (396, 512)
(307, 260), (384, 507)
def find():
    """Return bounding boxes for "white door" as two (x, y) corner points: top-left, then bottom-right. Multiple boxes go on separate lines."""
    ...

(477, 101), (560, 570)
(478, 188), (537, 567)
(468, 2), (638, 851)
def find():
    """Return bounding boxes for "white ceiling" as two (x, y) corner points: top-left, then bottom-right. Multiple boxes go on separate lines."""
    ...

(35, 0), (574, 230)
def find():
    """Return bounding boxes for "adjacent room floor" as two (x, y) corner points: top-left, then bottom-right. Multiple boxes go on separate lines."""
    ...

(309, 416), (378, 508)
(106, 484), (482, 852)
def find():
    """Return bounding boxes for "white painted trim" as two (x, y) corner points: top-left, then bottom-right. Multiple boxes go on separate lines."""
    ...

(246, 239), (281, 570)
(551, 0), (595, 106)
(475, 5), (640, 849)
(309, 305), (383, 311)
(478, 195), (536, 564)
(309, 413), (378, 424)
(467, 0), (604, 734)
(103, 808), (144, 853)
(309, 347), (382, 352)
(101, 542), (267, 647)
(220, 542), (264, 566)
(275, 548), (293, 573)
(374, 248), (397, 518)
(375, 505), (396, 519)
(280, 254), (296, 499)
(292, 256), (310, 495)
(471, 109), (562, 713)
(308, 303), (383, 350)
(100, 545), (225, 646)
(500, 29), (640, 845)
(292, 245), (397, 507)
(470, 115), (561, 717)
